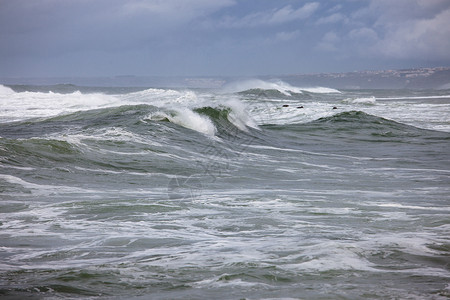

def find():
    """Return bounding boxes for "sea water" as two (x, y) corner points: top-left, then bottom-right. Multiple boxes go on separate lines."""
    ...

(0, 81), (449, 299)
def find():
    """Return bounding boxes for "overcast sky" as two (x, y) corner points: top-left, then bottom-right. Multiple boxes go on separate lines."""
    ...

(1, 0), (450, 77)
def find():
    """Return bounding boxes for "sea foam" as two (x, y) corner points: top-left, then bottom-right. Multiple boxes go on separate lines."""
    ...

(168, 108), (216, 136)
(0, 88), (120, 122)
(224, 99), (259, 131)
(343, 96), (377, 104)
(0, 84), (15, 95)
(223, 79), (340, 95)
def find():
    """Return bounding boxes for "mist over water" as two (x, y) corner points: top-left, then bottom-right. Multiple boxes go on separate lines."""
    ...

(1, 81), (450, 299)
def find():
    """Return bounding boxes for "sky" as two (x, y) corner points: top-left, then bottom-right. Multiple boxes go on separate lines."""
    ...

(1, 0), (450, 77)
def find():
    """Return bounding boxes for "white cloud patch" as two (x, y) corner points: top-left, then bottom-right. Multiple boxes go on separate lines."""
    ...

(121, 0), (235, 20)
(316, 31), (340, 52)
(269, 3), (320, 24)
(348, 28), (378, 42)
(275, 30), (300, 42)
(369, 0), (450, 23)
(347, 0), (450, 61)
(376, 8), (450, 60)
(328, 4), (343, 14)
(219, 2), (319, 28)
(316, 13), (347, 25)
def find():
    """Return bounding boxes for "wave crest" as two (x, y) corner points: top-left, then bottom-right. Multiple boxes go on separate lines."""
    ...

(167, 108), (217, 136)
(0, 84), (15, 95)
(343, 96), (376, 105)
(223, 79), (340, 96)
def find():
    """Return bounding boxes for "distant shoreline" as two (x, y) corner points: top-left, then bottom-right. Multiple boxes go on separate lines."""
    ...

(1, 67), (449, 89)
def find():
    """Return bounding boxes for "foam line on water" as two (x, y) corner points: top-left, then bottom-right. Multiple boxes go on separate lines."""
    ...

(376, 203), (450, 211)
(377, 95), (450, 100)
(0, 174), (100, 195)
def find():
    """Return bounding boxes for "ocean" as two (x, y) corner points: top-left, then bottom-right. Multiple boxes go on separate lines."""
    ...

(0, 80), (449, 299)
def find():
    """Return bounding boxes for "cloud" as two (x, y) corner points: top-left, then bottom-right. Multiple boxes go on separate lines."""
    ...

(368, 0), (450, 23)
(0, 0), (236, 56)
(0, 0), (236, 36)
(348, 28), (378, 42)
(316, 13), (347, 25)
(269, 3), (320, 24)
(218, 2), (319, 28)
(121, 0), (235, 21)
(316, 31), (340, 52)
(375, 8), (450, 60)
(337, 0), (450, 61)
(274, 30), (301, 42)
(328, 4), (343, 14)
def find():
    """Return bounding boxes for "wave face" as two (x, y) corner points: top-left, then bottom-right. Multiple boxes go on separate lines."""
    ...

(1, 82), (450, 299)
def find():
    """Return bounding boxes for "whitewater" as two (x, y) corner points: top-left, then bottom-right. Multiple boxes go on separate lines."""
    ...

(0, 80), (449, 299)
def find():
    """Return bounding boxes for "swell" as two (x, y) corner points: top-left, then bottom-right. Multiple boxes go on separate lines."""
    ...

(238, 88), (310, 100)
(0, 103), (260, 140)
(262, 111), (450, 142)
(265, 110), (447, 136)
(0, 104), (156, 139)
(2, 107), (448, 180)
(261, 111), (450, 163)
(0, 104), (260, 176)
(311, 111), (450, 140)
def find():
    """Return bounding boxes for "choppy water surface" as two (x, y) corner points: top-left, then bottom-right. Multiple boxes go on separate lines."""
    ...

(1, 81), (449, 299)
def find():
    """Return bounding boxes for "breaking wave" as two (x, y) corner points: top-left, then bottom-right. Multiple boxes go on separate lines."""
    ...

(222, 79), (340, 96)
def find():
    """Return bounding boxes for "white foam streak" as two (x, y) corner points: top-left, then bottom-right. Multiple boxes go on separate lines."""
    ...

(377, 95), (450, 100)
(0, 174), (98, 195)
(377, 203), (450, 211)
